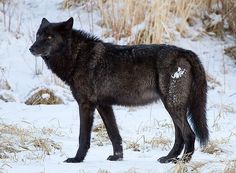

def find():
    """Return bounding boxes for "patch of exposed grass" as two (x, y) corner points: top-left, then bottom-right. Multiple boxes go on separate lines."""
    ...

(172, 160), (208, 173)
(125, 140), (141, 152)
(146, 135), (172, 150)
(0, 122), (62, 162)
(201, 140), (224, 155)
(92, 122), (109, 146)
(222, 1), (236, 40)
(25, 88), (63, 105)
(206, 73), (222, 90)
(124, 134), (172, 152)
(223, 160), (236, 173)
(173, 161), (188, 173)
(224, 46), (236, 61)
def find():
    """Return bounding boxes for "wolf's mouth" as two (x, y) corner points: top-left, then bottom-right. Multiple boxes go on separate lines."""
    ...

(42, 56), (49, 60)
(29, 46), (39, 56)
(29, 47), (48, 57)
(31, 52), (41, 57)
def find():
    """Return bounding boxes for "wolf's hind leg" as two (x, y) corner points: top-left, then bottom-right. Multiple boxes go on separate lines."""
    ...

(97, 105), (123, 161)
(163, 110), (195, 163)
(180, 116), (195, 162)
(158, 59), (195, 163)
(158, 121), (184, 163)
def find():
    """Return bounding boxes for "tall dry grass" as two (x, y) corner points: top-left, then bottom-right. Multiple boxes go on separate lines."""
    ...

(63, 0), (236, 44)
(222, 0), (236, 39)
(62, 0), (86, 8)
(98, 0), (210, 44)
(98, 0), (146, 41)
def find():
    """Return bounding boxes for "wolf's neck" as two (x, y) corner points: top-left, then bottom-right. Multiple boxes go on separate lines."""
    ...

(43, 53), (75, 84)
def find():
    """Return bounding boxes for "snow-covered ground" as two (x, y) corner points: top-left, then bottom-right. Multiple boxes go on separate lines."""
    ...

(0, 0), (236, 172)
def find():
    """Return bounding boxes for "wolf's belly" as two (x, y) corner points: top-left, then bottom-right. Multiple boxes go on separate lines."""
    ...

(98, 88), (160, 106)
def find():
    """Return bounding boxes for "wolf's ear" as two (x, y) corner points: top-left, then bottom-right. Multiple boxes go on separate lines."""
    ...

(41, 18), (49, 25)
(64, 17), (73, 30)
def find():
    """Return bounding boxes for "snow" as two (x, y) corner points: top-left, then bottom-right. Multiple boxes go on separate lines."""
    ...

(0, 0), (236, 173)
(41, 93), (50, 100)
(208, 13), (222, 26)
(171, 67), (186, 79)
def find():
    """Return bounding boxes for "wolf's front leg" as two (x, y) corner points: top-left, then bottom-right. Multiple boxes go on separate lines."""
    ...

(97, 105), (123, 161)
(64, 103), (95, 163)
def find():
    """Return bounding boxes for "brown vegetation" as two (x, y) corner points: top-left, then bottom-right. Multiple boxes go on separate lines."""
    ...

(63, 0), (236, 46)
(25, 88), (63, 105)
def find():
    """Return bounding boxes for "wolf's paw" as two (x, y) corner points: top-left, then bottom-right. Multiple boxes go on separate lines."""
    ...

(107, 155), (123, 161)
(158, 156), (179, 164)
(64, 157), (83, 163)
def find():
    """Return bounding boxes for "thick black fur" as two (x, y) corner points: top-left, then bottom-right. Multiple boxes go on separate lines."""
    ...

(29, 18), (209, 163)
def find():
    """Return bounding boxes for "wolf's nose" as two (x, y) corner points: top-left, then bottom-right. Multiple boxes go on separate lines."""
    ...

(29, 46), (36, 54)
(29, 47), (34, 53)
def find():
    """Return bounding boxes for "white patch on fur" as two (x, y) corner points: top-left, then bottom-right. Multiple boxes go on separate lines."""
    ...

(171, 67), (186, 79)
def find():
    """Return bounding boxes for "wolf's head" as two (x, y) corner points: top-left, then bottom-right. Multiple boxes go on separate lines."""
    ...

(29, 17), (73, 57)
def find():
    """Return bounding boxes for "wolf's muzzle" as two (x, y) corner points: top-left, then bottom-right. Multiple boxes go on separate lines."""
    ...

(29, 46), (38, 56)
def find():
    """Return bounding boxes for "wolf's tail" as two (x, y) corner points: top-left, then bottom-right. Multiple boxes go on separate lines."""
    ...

(185, 51), (209, 147)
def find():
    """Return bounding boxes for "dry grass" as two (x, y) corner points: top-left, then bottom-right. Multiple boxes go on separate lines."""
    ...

(222, 0), (236, 40)
(63, 0), (236, 44)
(223, 160), (236, 173)
(0, 67), (16, 102)
(0, 122), (62, 161)
(173, 161), (188, 173)
(206, 73), (222, 89)
(0, 91), (17, 102)
(98, 0), (146, 41)
(92, 122), (109, 146)
(202, 0), (236, 39)
(224, 46), (236, 61)
(97, 0), (214, 44)
(128, 119), (173, 152)
(25, 88), (63, 105)
(124, 134), (171, 152)
(0, 80), (10, 91)
(189, 162), (208, 172)
(125, 140), (141, 152)
(172, 160), (236, 173)
(201, 140), (224, 155)
(0, 66), (11, 90)
(172, 160), (208, 173)
(97, 169), (110, 173)
(62, 0), (87, 9)
(210, 103), (235, 130)
(146, 135), (172, 150)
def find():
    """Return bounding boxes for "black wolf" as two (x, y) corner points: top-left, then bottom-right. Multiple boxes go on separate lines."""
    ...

(29, 17), (209, 163)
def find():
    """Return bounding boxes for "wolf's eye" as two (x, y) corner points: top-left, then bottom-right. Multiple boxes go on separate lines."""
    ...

(47, 36), (52, 40)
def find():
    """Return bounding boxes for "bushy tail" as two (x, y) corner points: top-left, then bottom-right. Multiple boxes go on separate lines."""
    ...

(186, 51), (209, 147)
